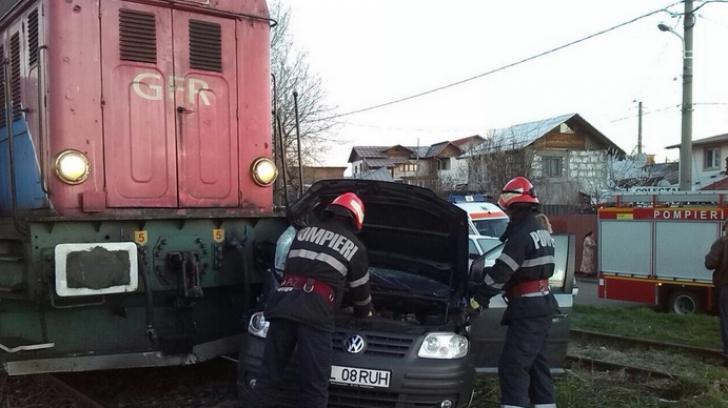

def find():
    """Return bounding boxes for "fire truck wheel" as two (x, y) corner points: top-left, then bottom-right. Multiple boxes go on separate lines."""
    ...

(667, 290), (701, 315)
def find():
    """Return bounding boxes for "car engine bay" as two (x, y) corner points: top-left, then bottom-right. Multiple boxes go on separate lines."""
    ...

(336, 266), (468, 330)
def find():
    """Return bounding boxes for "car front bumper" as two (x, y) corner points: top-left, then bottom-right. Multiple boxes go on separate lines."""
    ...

(239, 331), (476, 408)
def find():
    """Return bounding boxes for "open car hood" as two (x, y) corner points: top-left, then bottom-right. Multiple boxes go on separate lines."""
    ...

(287, 180), (470, 288)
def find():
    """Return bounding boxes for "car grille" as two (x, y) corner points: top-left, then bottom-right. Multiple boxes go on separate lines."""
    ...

(333, 331), (415, 358)
(329, 387), (458, 408)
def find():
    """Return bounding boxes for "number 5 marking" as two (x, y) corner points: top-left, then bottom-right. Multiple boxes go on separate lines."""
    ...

(135, 230), (148, 245)
(213, 229), (225, 243)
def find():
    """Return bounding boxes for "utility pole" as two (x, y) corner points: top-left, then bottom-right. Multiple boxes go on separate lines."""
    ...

(637, 101), (643, 155)
(680, 0), (694, 191)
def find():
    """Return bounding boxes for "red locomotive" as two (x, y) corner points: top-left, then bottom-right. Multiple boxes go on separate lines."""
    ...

(0, 0), (286, 375)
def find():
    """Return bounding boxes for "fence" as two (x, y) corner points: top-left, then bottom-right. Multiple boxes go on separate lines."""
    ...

(547, 214), (598, 274)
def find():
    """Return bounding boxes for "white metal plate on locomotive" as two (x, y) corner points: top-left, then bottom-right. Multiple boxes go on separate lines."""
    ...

(55, 242), (139, 297)
(330, 365), (391, 388)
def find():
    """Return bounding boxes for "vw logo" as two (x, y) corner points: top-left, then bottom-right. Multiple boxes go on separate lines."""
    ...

(344, 334), (366, 354)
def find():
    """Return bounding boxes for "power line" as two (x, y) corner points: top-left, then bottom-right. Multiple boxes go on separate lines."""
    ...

(335, 120), (487, 133)
(696, 13), (728, 29)
(307, 2), (682, 123)
(608, 105), (680, 123)
(606, 101), (728, 123)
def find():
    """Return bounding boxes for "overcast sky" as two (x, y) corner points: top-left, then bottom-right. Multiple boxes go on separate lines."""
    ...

(278, 0), (728, 169)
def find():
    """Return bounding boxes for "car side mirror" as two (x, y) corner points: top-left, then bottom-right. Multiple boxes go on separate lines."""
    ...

(469, 255), (486, 283)
(468, 252), (480, 260)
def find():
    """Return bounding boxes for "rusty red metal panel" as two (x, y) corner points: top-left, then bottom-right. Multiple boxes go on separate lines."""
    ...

(172, 10), (237, 207)
(101, 0), (177, 207)
(236, 16), (273, 211)
(165, 0), (269, 19)
(46, 0), (105, 214)
(548, 214), (598, 274)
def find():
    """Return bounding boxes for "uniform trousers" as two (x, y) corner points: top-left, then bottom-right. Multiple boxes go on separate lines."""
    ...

(252, 319), (332, 408)
(498, 314), (556, 408)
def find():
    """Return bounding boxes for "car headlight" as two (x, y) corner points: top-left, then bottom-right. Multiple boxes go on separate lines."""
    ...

(417, 332), (469, 359)
(251, 157), (278, 186)
(55, 149), (90, 184)
(248, 311), (270, 338)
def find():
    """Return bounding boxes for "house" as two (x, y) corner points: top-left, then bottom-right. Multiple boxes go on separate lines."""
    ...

(666, 133), (728, 190)
(461, 113), (626, 205)
(280, 166), (347, 201)
(347, 135), (485, 190)
(352, 167), (395, 182)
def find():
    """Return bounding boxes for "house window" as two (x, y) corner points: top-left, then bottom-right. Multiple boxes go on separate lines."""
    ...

(401, 163), (417, 172)
(438, 158), (451, 170)
(705, 147), (721, 169)
(543, 157), (563, 177)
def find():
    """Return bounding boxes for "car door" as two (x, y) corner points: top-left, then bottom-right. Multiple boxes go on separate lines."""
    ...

(469, 233), (575, 374)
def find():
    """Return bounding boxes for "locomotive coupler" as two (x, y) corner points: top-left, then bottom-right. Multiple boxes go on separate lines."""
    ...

(167, 251), (204, 300)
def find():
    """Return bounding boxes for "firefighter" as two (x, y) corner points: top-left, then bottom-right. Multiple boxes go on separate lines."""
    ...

(471, 176), (559, 408)
(251, 192), (373, 408)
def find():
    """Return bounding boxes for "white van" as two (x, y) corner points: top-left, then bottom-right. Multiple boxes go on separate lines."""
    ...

(454, 201), (509, 238)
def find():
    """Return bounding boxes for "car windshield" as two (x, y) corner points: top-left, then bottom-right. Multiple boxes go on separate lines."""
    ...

(473, 218), (508, 237)
(482, 234), (569, 288)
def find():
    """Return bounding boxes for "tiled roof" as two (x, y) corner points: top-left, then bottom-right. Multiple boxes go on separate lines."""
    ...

(424, 142), (450, 158)
(666, 133), (728, 149)
(462, 113), (575, 157)
(700, 176), (728, 190)
(350, 145), (447, 162)
(451, 135), (484, 147)
(461, 113), (626, 158)
(363, 158), (410, 168)
(353, 167), (394, 182)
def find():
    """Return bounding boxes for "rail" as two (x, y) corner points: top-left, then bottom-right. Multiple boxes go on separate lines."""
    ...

(570, 328), (725, 360)
(44, 374), (109, 408)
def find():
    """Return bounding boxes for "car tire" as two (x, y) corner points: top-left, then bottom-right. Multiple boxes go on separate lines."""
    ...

(667, 290), (701, 315)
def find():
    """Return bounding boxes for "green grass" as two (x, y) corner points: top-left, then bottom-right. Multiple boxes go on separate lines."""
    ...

(469, 305), (728, 407)
(572, 304), (723, 349)
(471, 374), (728, 408)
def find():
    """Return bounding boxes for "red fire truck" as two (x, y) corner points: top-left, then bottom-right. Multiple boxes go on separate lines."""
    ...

(597, 190), (728, 314)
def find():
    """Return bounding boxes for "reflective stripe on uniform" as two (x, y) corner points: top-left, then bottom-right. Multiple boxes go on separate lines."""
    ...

(349, 272), (370, 288)
(484, 275), (505, 289)
(520, 290), (549, 298)
(532, 404), (557, 408)
(521, 255), (555, 268)
(353, 295), (371, 306)
(288, 249), (348, 276)
(498, 253), (520, 271)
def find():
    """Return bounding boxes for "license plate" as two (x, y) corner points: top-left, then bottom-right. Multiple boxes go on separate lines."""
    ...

(330, 365), (391, 388)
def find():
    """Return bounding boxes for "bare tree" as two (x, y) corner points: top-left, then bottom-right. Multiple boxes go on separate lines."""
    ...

(270, 1), (338, 196)
(463, 129), (540, 200)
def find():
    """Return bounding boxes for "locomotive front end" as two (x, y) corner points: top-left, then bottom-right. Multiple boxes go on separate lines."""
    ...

(0, 0), (287, 375)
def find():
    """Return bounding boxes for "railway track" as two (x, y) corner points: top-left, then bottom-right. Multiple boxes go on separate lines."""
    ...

(567, 328), (728, 393)
(43, 374), (109, 408)
(565, 354), (675, 381)
(569, 328), (725, 360)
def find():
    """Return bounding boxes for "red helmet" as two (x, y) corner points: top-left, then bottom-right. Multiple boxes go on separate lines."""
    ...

(329, 192), (365, 231)
(497, 176), (539, 209)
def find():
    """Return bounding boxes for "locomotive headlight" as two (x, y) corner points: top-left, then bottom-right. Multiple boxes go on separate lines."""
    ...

(251, 157), (278, 186)
(55, 150), (90, 184)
